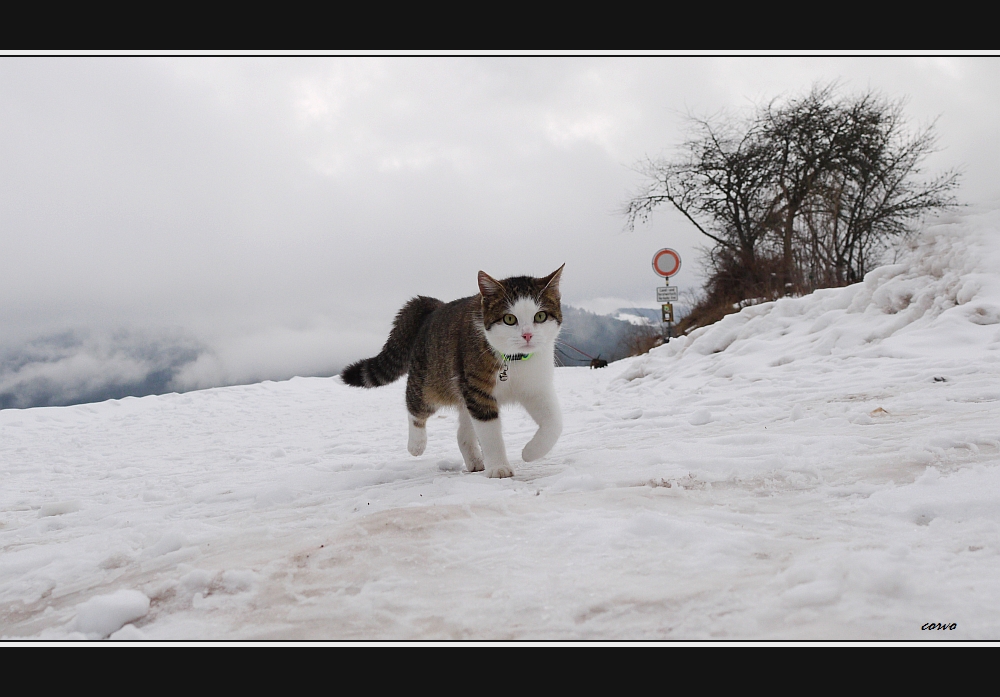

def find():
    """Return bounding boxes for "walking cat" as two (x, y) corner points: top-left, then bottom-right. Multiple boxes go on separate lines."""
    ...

(341, 265), (565, 478)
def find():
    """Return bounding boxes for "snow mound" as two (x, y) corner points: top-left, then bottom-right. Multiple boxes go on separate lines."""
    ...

(617, 208), (1000, 385)
(73, 590), (150, 639)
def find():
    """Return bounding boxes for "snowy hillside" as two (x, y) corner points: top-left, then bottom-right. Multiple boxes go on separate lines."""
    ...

(2, 208), (1000, 641)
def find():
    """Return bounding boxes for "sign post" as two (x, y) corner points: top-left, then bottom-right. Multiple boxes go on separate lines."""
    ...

(651, 248), (682, 342)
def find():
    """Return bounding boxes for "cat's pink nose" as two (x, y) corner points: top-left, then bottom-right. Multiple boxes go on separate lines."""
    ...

(522, 331), (533, 342)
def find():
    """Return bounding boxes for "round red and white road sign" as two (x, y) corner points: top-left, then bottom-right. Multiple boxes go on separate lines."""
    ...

(652, 248), (681, 277)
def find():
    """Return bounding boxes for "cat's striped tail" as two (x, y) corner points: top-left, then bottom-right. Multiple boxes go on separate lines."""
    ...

(341, 296), (443, 388)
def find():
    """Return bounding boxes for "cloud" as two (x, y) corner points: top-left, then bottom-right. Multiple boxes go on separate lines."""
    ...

(168, 322), (383, 392)
(0, 330), (202, 409)
(0, 321), (390, 408)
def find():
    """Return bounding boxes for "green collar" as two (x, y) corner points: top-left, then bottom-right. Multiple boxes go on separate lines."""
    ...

(502, 352), (533, 361)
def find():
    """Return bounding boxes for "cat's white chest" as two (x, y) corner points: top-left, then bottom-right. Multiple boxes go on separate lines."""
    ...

(492, 350), (555, 406)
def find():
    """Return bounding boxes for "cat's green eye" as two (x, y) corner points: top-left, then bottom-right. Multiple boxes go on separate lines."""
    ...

(503, 314), (517, 326)
(534, 311), (547, 323)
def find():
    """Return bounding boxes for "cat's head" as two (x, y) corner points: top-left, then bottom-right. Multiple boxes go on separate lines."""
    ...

(477, 264), (564, 356)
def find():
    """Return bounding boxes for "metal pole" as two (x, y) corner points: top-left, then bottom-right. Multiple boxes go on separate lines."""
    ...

(665, 277), (671, 343)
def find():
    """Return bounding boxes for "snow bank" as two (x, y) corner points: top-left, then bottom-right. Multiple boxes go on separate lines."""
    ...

(620, 208), (1000, 385)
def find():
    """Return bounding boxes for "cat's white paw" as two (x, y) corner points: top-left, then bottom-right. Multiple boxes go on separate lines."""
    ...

(486, 464), (515, 479)
(408, 423), (427, 457)
(406, 417), (427, 457)
(465, 456), (485, 472)
(522, 433), (554, 462)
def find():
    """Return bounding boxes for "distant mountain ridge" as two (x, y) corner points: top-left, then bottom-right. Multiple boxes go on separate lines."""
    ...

(557, 306), (659, 366)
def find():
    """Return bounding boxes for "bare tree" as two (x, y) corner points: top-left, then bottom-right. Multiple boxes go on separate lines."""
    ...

(625, 113), (781, 274)
(624, 83), (961, 328)
(828, 108), (959, 284)
(762, 83), (857, 289)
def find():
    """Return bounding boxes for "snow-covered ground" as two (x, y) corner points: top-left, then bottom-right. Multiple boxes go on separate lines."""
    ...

(3, 208), (1000, 641)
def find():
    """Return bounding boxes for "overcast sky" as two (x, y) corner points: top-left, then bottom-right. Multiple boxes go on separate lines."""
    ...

(2, 55), (997, 406)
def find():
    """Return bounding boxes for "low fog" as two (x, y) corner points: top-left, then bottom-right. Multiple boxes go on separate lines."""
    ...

(2, 55), (997, 408)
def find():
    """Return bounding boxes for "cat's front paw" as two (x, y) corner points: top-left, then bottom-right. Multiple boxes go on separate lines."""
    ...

(486, 464), (515, 479)
(522, 435), (553, 462)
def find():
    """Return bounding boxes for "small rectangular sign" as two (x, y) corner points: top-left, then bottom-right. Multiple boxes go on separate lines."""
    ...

(657, 286), (678, 303)
(661, 303), (674, 323)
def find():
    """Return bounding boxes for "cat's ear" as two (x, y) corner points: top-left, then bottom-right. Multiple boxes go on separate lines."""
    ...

(478, 271), (504, 299)
(539, 264), (565, 294)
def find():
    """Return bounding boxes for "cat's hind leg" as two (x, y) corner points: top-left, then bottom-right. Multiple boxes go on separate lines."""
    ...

(405, 375), (434, 457)
(520, 388), (563, 462)
(456, 404), (485, 472)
